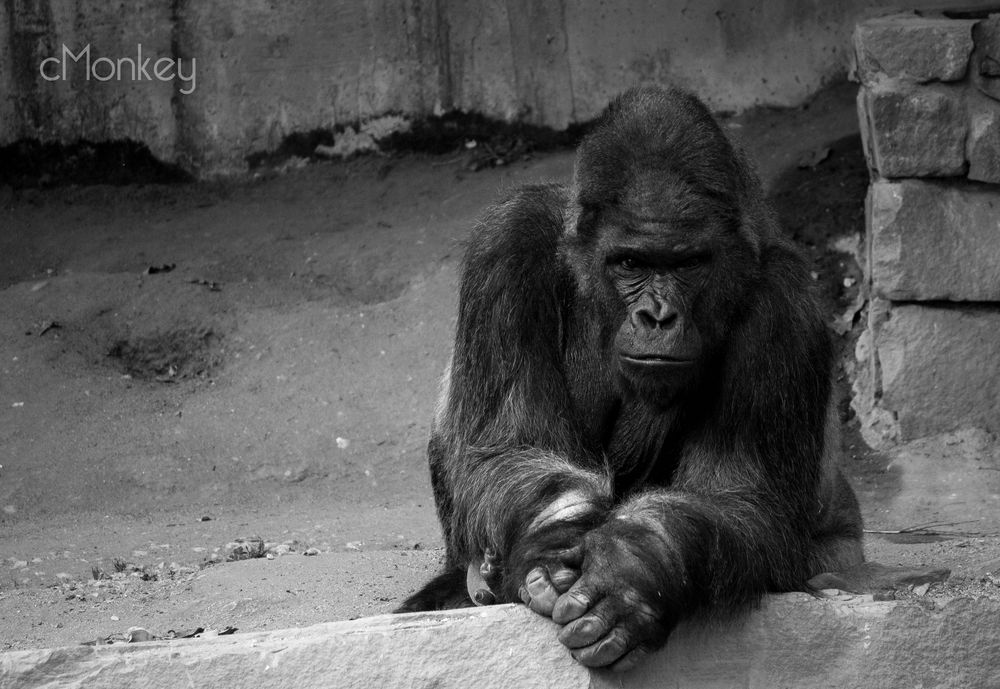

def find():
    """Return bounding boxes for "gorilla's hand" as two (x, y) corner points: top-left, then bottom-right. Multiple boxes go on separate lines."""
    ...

(515, 540), (585, 616)
(503, 491), (608, 612)
(548, 518), (678, 671)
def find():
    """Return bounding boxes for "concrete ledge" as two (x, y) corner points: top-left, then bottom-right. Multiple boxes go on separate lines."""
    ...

(2, 594), (999, 688)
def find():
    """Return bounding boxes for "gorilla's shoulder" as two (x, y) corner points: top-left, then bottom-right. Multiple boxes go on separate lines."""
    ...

(458, 183), (574, 320)
(468, 184), (570, 259)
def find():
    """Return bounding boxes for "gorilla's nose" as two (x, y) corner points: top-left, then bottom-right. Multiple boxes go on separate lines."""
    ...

(630, 300), (678, 331)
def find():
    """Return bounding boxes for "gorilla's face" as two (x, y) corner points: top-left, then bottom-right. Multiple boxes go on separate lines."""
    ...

(566, 182), (752, 406)
(599, 207), (710, 402)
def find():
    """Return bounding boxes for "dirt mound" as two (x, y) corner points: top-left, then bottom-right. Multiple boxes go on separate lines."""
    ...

(107, 327), (225, 381)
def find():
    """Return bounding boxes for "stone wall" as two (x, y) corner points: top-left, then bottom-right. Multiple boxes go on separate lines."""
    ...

(3, 0), (996, 176)
(853, 12), (1000, 447)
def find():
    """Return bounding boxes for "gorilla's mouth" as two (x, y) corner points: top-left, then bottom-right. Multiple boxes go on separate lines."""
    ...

(620, 354), (696, 368)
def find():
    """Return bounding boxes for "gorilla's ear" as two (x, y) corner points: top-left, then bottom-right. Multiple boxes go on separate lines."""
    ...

(728, 142), (774, 258)
(562, 164), (597, 243)
(558, 190), (600, 294)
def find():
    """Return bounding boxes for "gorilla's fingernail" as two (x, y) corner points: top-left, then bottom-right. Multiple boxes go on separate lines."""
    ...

(518, 586), (530, 605)
(480, 561), (492, 577)
(525, 567), (545, 585)
(474, 589), (495, 605)
(550, 568), (578, 589)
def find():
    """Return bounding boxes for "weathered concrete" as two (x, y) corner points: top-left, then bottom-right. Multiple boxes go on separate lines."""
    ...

(0, 0), (178, 162)
(882, 428), (1000, 533)
(867, 180), (1000, 301)
(854, 15), (975, 85)
(0, 6), (16, 141)
(853, 300), (1000, 445)
(857, 84), (967, 178)
(4, 0), (995, 175)
(172, 0), (445, 174)
(2, 596), (1000, 689)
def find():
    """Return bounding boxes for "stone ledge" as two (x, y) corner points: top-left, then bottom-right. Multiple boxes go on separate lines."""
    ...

(2, 594), (999, 689)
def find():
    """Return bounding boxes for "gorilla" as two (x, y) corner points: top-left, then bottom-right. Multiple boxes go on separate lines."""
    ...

(396, 85), (864, 671)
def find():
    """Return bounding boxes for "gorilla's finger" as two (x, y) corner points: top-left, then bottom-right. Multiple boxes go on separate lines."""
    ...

(608, 645), (649, 673)
(524, 566), (560, 616)
(571, 627), (632, 668)
(548, 566), (580, 593)
(552, 584), (597, 624)
(478, 549), (503, 592)
(554, 544), (584, 569)
(557, 611), (611, 649)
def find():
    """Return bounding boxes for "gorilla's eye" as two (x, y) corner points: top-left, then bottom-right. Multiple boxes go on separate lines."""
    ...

(674, 253), (709, 271)
(611, 255), (647, 273)
(609, 256), (650, 281)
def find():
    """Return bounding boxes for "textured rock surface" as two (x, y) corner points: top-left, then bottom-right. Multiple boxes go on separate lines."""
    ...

(854, 300), (1000, 444)
(968, 104), (1000, 184)
(868, 180), (1000, 301)
(974, 13), (1000, 77)
(854, 13), (1000, 448)
(3, 597), (1000, 689)
(854, 15), (975, 84)
(857, 85), (967, 178)
(0, 0), (952, 175)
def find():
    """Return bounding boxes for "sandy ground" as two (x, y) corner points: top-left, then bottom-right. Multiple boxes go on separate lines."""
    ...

(2, 82), (999, 651)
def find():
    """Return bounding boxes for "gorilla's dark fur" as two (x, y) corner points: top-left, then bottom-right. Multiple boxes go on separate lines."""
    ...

(397, 86), (863, 670)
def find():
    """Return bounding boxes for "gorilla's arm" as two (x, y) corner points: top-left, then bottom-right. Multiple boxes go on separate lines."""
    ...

(434, 185), (612, 600)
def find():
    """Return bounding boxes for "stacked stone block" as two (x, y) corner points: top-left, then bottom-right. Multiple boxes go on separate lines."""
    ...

(852, 14), (1000, 448)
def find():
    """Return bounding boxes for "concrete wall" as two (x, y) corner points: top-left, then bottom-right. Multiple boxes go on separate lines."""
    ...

(2, 0), (997, 175)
